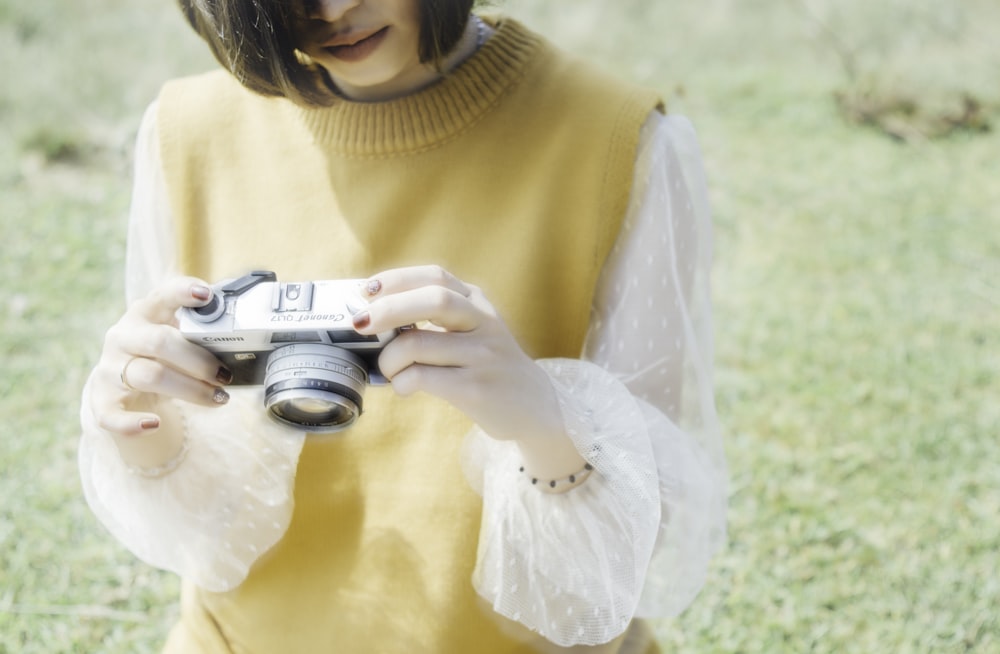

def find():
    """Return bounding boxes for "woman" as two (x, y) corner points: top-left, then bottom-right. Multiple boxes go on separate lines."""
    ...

(80, 1), (727, 651)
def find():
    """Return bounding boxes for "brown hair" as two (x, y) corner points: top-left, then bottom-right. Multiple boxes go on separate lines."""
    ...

(178, 0), (477, 106)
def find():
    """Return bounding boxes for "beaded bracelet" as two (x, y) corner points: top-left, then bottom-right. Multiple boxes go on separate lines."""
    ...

(126, 437), (191, 479)
(520, 462), (594, 493)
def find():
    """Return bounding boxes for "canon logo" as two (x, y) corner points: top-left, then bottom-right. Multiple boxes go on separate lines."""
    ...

(203, 336), (245, 342)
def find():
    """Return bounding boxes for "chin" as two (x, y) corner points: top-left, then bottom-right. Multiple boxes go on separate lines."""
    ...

(325, 66), (410, 95)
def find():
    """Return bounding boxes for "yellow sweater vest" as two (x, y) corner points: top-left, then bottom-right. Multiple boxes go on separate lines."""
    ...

(158, 17), (661, 654)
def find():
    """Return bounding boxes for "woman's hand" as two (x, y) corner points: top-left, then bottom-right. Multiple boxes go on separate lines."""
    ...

(89, 277), (234, 439)
(352, 265), (585, 478)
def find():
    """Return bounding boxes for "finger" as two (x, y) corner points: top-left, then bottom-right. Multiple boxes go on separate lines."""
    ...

(357, 285), (480, 334)
(89, 373), (158, 436)
(96, 407), (163, 437)
(117, 357), (230, 407)
(389, 363), (463, 399)
(131, 276), (214, 325)
(361, 265), (472, 300)
(111, 322), (232, 386)
(377, 330), (476, 380)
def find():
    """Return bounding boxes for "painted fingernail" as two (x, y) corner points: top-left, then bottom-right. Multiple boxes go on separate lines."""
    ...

(192, 285), (212, 301)
(140, 418), (160, 431)
(352, 311), (371, 330)
(212, 388), (230, 404)
(363, 279), (382, 297)
(216, 366), (234, 385)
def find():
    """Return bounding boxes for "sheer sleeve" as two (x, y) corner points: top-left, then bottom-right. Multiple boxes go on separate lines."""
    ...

(78, 101), (306, 592)
(462, 113), (727, 646)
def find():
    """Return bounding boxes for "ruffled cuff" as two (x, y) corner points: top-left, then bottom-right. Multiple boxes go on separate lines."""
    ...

(463, 359), (661, 647)
(633, 398), (725, 618)
(79, 381), (306, 592)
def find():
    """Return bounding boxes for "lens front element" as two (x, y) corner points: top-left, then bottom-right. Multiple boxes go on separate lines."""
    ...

(263, 344), (368, 432)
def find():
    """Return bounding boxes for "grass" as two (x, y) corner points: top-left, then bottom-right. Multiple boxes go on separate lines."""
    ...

(2, 0), (998, 652)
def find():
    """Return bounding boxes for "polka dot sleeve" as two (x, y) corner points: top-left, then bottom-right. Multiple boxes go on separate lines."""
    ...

(463, 113), (728, 646)
(78, 102), (306, 592)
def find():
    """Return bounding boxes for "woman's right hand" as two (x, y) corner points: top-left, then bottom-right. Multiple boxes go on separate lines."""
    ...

(89, 276), (234, 438)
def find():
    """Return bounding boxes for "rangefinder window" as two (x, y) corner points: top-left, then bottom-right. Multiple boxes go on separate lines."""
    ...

(329, 330), (379, 344)
(271, 331), (322, 344)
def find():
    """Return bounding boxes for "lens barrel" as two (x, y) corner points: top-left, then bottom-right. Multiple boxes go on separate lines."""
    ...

(263, 344), (369, 432)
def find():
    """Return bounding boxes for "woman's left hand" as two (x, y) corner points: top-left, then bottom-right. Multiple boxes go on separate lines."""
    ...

(351, 265), (565, 446)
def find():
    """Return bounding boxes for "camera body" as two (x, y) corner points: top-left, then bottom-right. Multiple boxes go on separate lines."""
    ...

(178, 271), (398, 432)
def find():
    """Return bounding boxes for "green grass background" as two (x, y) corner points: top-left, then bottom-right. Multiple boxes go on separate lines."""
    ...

(2, 0), (998, 652)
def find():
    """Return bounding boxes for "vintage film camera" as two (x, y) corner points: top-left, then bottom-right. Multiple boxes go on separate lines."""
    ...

(178, 271), (399, 432)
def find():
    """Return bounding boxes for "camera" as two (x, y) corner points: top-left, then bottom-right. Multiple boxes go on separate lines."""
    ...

(178, 271), (399, 433)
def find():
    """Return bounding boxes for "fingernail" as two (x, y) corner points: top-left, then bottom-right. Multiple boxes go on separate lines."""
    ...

(192, 285), (212, 301)
(216, 366), (234, 385)
(352, 311), (371, 330)
(363, 279), (382, 297)
(212, 388), (230, 404)
(140, 418), (160, 431)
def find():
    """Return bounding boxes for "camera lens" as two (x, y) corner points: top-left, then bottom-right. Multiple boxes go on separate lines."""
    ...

(263, 344), (368, 432)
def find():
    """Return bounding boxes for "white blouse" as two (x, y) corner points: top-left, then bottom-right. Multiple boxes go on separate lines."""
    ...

(79, 102), (727, 647)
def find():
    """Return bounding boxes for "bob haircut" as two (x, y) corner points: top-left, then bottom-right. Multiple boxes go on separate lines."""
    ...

(177, 0), (477, 106)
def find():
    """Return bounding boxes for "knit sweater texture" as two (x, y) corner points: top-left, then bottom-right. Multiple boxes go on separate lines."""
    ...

(157, 16), (661, 653)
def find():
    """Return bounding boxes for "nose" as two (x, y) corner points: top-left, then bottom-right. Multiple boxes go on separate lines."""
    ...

(307, 0), (363, 21)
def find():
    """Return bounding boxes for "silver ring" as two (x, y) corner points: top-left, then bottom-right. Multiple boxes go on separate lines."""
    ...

(120, 357), (141, 391)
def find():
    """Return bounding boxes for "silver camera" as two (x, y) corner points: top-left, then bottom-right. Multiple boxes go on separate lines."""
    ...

(178, 271), (399, 433)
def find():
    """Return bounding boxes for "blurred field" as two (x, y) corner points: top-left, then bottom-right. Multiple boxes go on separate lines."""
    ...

(2, 0), (998, 652)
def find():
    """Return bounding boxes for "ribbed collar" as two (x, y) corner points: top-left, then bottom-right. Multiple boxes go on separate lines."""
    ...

(294, 16), (541, 156)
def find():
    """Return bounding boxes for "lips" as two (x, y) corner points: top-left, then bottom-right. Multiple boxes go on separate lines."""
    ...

(322, 27), (389, 62)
